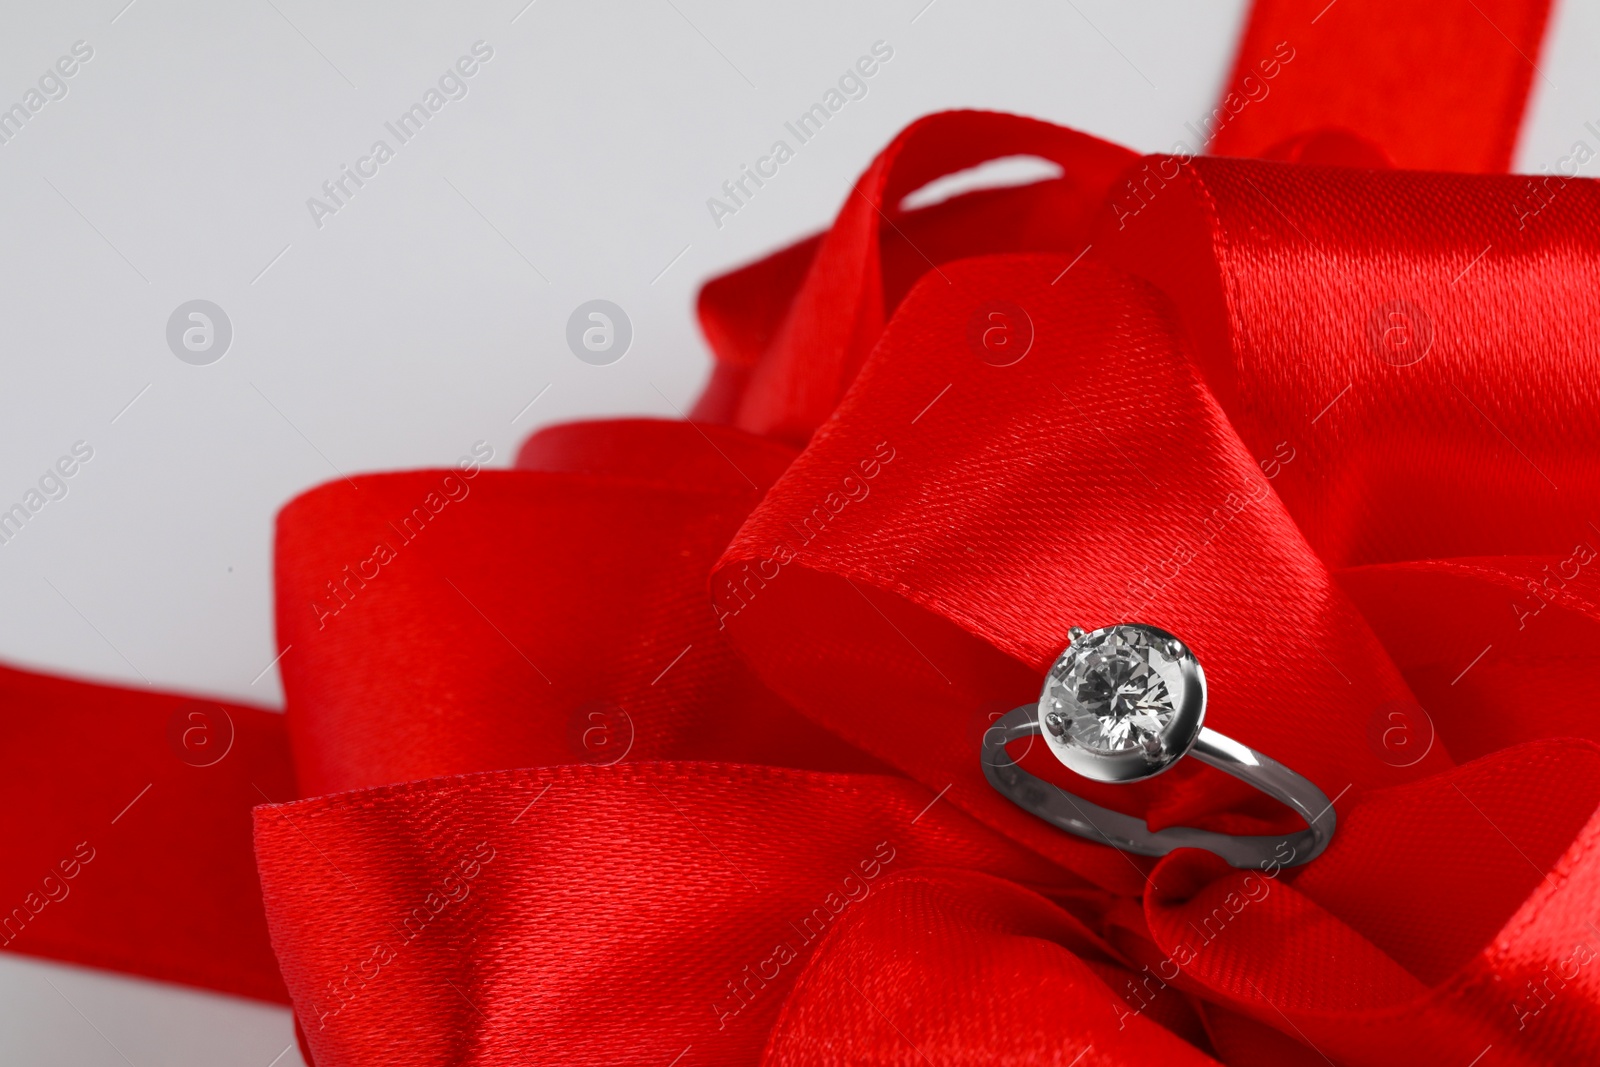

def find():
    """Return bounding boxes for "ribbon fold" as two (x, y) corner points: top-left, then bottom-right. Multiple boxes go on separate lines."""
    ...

(5, 3), (1599, 1064)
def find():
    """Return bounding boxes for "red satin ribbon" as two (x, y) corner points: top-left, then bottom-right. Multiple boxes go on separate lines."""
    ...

(5, 2), (1595, 1065)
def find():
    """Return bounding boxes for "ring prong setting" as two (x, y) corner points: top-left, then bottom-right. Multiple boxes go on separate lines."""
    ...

(1038, 622), (1206, 783)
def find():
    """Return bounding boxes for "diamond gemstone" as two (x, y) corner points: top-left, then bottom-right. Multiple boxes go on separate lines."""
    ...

(1041, 626), (1183, 757)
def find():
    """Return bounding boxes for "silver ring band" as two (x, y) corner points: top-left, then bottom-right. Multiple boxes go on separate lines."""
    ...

(982, 705), (1336, 868)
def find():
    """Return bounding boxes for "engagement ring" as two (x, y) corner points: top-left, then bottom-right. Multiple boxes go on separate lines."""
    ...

(981, 623), (1337, 868)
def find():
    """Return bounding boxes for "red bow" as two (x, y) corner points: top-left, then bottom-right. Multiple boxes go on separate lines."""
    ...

(6, 2), (1599, 1064)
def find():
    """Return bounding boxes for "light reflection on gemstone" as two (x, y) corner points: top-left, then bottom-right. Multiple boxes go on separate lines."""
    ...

(1040, 626), (1184, 757)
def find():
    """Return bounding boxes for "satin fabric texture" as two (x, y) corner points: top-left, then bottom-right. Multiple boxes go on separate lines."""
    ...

(6, 1), (1599, 1064)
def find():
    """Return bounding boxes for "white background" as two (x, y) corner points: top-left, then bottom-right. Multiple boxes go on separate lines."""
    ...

(0, 0), (1595, 1062)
